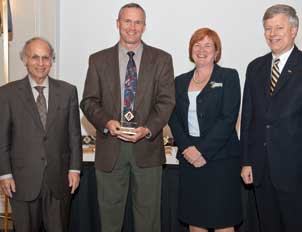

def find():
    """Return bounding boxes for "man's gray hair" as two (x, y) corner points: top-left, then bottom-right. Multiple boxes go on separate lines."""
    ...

(118, 2), (146, 22)
(263, 4), (299, 28)
(20, 37), (56, 63)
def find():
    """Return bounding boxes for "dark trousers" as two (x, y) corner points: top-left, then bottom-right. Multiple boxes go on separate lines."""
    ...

(95, 143), (162, 232)
(10, 175), (71, 232)
(254, 167), (302, 232)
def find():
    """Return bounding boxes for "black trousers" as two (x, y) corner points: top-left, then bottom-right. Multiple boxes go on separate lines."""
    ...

(254, 167), (302, 232)
(10, 175), (71, 232)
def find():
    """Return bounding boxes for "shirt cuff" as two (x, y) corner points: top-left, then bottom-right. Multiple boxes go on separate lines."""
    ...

(0, 174), (13, 180)
(103, 128), (109, 135)
(69, 170), (81, 174)
(145, 128), (152, 139)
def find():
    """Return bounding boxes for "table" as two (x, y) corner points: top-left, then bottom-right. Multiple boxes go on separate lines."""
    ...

(161, 165), (188, 232)
(70, 163), (259, 232)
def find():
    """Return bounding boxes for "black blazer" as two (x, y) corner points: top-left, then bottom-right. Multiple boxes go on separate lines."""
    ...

(0, 77), (82, 201)
(241, 46), (302, 192)
(169, 64), (240, 161)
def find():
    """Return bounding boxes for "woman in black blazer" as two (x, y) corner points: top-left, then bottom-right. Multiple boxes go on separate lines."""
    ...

(169, 28), (242, 232)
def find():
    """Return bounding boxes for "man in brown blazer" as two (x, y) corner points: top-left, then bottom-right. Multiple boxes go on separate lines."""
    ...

(80, 3), (175, 232)
(0, 37), (82, 232)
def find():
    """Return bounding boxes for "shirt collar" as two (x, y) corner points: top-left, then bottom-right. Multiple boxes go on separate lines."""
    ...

(272, 46), (294, 65)
(28, 75), (49, 88)
(118, 42), (143, 57)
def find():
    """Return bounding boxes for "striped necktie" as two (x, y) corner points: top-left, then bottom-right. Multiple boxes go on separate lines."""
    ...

(270, 58), (280, 95)
(34, 86), (47, 129)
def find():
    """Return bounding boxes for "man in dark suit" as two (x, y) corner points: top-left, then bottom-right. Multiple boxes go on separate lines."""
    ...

(0, 37), (82, 232)
(240, 4), (302, 232)
(80, 3), (175, 232)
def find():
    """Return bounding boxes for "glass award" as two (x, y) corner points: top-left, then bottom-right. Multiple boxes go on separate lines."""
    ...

(120, 111), (138, 135)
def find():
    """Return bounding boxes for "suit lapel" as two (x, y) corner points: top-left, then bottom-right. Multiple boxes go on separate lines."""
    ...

(197, 64), (220, 98)
(45, 77), (60, 133)
(179, 71), (191, 124)
(272, 47), (298, 96)
(107, 44), (121, 114)
(134, 45), (153, 110)
(16, 77), (45, 131)
(262, 54), (273, 103)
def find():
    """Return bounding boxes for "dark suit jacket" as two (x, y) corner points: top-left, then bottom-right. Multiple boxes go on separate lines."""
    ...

(169, 65), (240, 161)
(80, 43), (175, 172)
(241, 46), (302, 192)
(0, 77), (82, 201)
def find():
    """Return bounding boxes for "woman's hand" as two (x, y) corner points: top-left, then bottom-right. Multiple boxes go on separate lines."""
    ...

(182, 146), (207, 167)
(192, 155), (207, 167)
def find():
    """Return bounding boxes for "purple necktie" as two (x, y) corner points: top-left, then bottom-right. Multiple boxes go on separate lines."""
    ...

(123, 51), (137, 120)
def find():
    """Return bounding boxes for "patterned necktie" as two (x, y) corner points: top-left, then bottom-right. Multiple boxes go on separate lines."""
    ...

(123, 51), (137, 120)
(34, 86), (47, 129)
(270, 58), (280, 95)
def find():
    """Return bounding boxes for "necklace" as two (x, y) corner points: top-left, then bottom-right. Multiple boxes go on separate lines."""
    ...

(192, 71), (204, 84)
(192, 69), (212, 85)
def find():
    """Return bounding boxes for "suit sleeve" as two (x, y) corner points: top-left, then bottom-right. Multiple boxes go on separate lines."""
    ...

(68, 87), (82, 171)
(195, 70), (241, 160)
(80, 56), (112, 132)
(240, 64), (253, 166)
(144, 54), (175, 138)
(169, 111), (193, 152)
(0, 88), (12, 176)
(169, 78), (193, 152)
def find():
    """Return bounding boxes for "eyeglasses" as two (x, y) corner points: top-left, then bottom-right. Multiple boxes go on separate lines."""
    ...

(119, 18), (145, 27)
(27, 54), (52, 64)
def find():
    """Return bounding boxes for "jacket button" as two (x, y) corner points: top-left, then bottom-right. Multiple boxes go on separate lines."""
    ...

(266, 125), (270, 129)
(43, 136), (47, 141)
(264, 142), (267, 147)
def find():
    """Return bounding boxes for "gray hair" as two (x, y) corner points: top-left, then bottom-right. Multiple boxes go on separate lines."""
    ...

(263, 4), (299, 28)
(20, 37), (56, 63)
(118, 3), (146, 22)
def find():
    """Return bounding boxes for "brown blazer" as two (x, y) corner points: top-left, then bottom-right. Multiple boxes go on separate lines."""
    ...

(81, 43), (175, 172)
(0, 77), (82, 201)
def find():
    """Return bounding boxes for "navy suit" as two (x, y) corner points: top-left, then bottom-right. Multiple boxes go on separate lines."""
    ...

(170, 64), (240, 161)
(241, 46), (302, 231)
(169, 64), (242, 228)
(241, 46), (302, 192)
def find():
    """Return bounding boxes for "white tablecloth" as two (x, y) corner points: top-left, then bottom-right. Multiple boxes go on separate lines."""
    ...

(83, 145), (178, 164)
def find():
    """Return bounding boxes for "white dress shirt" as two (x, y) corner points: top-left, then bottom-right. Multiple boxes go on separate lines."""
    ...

(272, 46), (294, 74)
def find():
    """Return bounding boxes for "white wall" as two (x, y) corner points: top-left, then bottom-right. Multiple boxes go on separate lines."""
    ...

(59, 0), (302, 100)
(0, 0), (58, 86)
